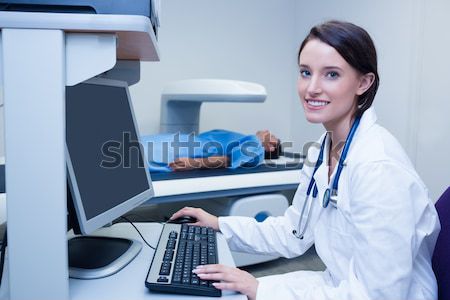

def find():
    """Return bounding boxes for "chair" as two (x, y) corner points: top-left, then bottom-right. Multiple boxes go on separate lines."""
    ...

(432, 186), (450, 300)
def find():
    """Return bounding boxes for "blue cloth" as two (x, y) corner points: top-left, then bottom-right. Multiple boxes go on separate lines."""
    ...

(140, 129), (264, 172)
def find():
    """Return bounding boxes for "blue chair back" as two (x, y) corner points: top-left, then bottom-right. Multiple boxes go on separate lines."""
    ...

(433, 186), (450, 300)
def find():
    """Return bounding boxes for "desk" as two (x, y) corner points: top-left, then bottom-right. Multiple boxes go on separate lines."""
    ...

(68, 223), (245, 300)
(0, 223), (245, 300)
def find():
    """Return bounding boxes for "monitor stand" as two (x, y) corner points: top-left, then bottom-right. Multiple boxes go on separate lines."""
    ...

(68, 235), (142, 279)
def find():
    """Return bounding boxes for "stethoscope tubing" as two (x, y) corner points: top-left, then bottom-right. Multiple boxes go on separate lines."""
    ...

(331, 117), (361, 193)
(293, 117), (361, 239)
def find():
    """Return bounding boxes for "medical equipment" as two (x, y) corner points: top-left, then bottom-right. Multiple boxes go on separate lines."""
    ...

(159, 79), (267, 134)
(156, 78), (301, 266)
(292, 117), (361, 239)
(0, 0), (160, 37)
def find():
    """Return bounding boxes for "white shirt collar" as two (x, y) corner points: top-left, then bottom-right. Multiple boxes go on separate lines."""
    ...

(357, 106), (377, 136)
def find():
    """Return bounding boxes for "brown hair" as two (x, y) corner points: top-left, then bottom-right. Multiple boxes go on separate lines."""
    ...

(298, 20), (379, 118)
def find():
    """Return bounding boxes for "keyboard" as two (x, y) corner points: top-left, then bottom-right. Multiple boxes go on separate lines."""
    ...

(145, 223), (221, 297)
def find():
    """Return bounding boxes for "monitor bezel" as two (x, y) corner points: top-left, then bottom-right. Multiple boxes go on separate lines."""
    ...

(66, 77), (154, 235)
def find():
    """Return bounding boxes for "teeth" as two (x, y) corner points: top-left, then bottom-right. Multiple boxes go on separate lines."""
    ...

(307, 100), (328, 107)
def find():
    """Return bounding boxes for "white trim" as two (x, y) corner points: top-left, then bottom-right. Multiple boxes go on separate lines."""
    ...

(152, 169), (301, 197)
(0, 11), (151, 32)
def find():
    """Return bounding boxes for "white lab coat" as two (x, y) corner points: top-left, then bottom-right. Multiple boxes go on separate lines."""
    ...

(218, 107), (440, 300)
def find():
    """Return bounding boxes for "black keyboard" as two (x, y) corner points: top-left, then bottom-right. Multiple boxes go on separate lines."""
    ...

(145, 223), (221, 297)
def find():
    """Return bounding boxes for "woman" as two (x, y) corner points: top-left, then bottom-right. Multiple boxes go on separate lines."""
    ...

(170, 21), (440, 300)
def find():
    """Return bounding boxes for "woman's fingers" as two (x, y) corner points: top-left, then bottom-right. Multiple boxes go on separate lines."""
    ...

(193, 264), (258, 299)
(194, 264), (236, 281)
(194, 264), (227, 272)
(196, 271), (235, 282)
(212, 281), (240, 291)
(193, 264), (228, 274)
(169, 206), (196, 220)
(169, 207), (220, 230)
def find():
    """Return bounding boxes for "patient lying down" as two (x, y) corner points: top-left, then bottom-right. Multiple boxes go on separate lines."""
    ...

(140, 129), (280, 172)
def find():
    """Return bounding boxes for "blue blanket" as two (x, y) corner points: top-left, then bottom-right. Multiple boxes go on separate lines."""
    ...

(140, 129), (264, 172)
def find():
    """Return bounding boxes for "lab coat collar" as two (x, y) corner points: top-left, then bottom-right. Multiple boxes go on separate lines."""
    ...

(311, 107), (378, 199)
(356, 106), (377, 136)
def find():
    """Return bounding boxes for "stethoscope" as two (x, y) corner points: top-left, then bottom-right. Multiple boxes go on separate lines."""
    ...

(293, 117), (361, 239)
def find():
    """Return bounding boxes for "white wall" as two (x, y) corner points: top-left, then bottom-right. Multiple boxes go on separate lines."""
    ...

(130, 0), (297, 146)
(414, 0), (450, 200)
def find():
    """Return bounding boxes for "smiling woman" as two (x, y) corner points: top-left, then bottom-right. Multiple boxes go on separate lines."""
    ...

(297, 23), (378, 151)
(170, 20), (440, 300)
(298, 20), (379, 118)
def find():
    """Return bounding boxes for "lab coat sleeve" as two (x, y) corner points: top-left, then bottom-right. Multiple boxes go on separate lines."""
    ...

(219, 207), (313, 258)
(218, 141), (321, 258)
(218, 165), (315, 258)
(218, 209), (313, 258)
(343, 161), (422, 300)
(255, 161), (429, 300)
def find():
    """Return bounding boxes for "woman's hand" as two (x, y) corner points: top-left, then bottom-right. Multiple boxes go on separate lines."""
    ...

(256, 130), (279, 152)
(169, 207), (219, 231)
(193, 264), (259, 300)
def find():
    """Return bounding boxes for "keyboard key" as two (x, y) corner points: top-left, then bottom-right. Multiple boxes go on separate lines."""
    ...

(159, 262), (171, 275)
(166, 239), (176, 249)
(182, 277), (190, 284)
(163, 250), (174, 261)
(157, 276), (169, 283)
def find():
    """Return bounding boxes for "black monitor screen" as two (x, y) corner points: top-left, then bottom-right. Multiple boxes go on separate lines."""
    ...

(66, 79), (151, 229)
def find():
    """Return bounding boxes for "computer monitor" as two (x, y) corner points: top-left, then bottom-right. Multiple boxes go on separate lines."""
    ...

(66, 77), (154, 279)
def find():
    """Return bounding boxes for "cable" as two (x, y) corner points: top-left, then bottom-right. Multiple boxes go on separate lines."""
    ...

(116, 213), (164, 225)
(120, 216), (161, 250)
(0, 227), (7, 287)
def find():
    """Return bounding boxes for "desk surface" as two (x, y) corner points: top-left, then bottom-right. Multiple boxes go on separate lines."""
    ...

(68, 223), (245, 300)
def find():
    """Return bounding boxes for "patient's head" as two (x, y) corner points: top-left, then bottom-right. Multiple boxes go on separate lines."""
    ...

(256, 130), (281, 159)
